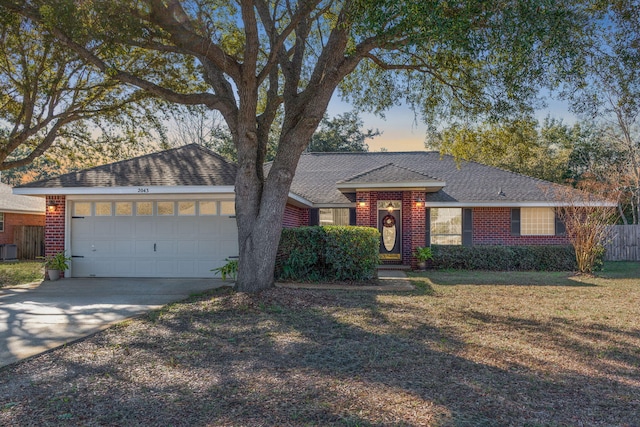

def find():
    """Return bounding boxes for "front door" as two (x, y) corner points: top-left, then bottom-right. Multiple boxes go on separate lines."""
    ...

(378, 201), (401, 261)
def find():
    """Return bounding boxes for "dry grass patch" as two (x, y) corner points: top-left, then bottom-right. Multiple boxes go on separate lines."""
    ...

(1, 264), (639, 426)
(0, 261), (43, 287)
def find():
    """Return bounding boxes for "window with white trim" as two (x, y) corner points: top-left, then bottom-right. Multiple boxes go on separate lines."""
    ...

(319, 208), (350, 225)
(430, 208), (462, 245)
(521, 207), (555, 235)
(0, 212), (4, 232)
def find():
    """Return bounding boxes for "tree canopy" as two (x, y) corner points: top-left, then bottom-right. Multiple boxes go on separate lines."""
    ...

(308, 111), (379, 153)
(1, 0), (593, 291)
(426, 117), (580, 183)
(0, 12), (161, 173)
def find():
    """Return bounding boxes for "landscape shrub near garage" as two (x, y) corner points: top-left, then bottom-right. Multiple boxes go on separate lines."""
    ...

(276, 226), (380, 281)
(430, 245), (579, 271)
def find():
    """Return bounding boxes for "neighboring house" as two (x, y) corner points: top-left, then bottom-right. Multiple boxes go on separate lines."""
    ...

(15, 144), (574, 278)
(0, 182), (45, 259)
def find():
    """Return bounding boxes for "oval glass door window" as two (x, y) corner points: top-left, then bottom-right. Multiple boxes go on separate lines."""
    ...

(382, 214), (396, 251)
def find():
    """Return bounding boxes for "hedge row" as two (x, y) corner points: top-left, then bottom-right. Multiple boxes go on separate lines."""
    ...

(430, 245), (579, 271)
(276, 226), (380, 281)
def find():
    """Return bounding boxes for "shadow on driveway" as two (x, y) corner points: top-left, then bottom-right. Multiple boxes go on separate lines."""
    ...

(0, 278), (228, 368)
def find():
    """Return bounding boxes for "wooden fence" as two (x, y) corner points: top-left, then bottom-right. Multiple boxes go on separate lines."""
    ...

(13, 225), (44, 260)
(604, 225), (640, 261)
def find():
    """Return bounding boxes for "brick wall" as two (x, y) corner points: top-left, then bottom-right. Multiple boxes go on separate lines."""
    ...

(356, 190), (425, 266)
(0, 212), (45, 245)
(472, 207), (569, 245)
(282, 204), (309, 228)
(44, 196), (66, 258)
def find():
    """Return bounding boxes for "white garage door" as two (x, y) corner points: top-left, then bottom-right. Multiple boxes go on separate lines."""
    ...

(69, 200), (238, 278)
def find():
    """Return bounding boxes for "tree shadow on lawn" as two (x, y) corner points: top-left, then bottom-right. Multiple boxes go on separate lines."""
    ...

(413, 270), (598, 287)
(0, 287), (638, 426)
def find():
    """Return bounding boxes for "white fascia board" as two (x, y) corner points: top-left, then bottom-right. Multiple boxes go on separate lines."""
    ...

(337, 181), (446, 191)
(13, 185), (236, 196)
(313, 203), (355, 208)
(426, 201), (617, 207)
(287, 192), (313, 208)
(0, 209), (45, 215)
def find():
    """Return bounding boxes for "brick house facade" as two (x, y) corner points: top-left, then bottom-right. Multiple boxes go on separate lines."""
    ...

(18, 146), (591, 278)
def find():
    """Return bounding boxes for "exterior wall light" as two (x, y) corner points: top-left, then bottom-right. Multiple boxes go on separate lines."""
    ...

(386, 202), (394, 213)
(357, 197), (367, 207)
(47, 201), (59, 213)
(415, 197), (424, 208)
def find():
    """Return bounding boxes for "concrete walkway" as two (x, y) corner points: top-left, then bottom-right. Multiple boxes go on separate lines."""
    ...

(0, 278), (228, 368)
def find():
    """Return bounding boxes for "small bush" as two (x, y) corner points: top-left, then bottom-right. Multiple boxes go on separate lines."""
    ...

(276, 226), (379, 281)
(324, 226), (380, 281)
(431, 245), (579, 271)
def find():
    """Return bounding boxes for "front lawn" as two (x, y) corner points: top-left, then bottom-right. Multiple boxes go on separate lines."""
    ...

(0, 261), (43, 288)
(1, 263), (638, 426)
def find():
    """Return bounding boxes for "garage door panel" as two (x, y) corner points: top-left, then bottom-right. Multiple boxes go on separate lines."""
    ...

(114, 218), (134, 237)
(156, 259), (178, 276)
(135, 240), (154, 255)
(135, 259), (155, 276)
(134, 220), (154, 236)
(178, 240), (198, 255)
(113, 240), (134, 255)
(178, 221), (198, 235)
(70, 199), (238, 278)
(155, 240), (176, 255)
(93, 219), (115, 237)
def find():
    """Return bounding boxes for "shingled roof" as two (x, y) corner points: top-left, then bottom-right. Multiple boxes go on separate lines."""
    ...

(17, 144), (237, 189)
(280, 152), (564, 205)
(0, 183), (44, 213)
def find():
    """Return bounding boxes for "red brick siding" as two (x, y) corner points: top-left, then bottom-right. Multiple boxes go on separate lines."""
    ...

(0, 212), (45, 245)
(408, 191), (427, 269)
(472, 207), (569, 245)
(282, 204), (309, 228)
(356, 190), (424, 266)
(44, 196), (66, 259)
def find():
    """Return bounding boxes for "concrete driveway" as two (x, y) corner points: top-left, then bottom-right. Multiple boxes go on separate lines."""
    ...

(0, 278), (229, 368)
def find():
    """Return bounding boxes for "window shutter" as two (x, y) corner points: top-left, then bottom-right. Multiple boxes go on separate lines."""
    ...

(309, 208), (319, 226)
(349, 208), (356, 226)
(555, 211), (566, 236)
(511, 208), (521, 236)
(425, 208), (431, 246)
(462, 208), (473, 247)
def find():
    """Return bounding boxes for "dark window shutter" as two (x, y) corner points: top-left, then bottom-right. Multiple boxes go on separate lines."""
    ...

(555, 211), (566, 236)
(425, 208), (431, 246)
(349, 208), (356, 226)
(511, 208), (521, 236)
(462, 208), (473, 246)
(309, 208), (319, 226)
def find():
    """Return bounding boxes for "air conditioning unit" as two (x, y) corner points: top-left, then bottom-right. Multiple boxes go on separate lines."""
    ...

(0, 244), (18, 261)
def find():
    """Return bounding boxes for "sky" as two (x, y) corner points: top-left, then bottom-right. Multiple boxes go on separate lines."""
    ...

(326, 95), (578, 152)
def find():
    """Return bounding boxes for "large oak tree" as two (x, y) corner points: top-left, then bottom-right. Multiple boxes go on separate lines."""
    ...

(1, 0), (590, 291)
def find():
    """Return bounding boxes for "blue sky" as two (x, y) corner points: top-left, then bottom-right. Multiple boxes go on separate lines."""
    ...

(326, 96), (578, 152)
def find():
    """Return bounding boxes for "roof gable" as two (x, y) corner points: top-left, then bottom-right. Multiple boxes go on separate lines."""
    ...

(279, 151), (568, 205)
(0, 183), (44, 213)
(17, 144), (237, 189)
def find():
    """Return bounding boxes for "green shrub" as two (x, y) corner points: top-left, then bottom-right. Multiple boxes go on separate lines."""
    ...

(431, 245), (579, 271)
(324, 226), (380, 281)
(276, 226), (379, 281)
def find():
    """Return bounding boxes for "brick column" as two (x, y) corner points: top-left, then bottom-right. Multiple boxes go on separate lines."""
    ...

(408, 191), (426, 269)
(356, 191), (372, 227)
(45, 195), (66, 257)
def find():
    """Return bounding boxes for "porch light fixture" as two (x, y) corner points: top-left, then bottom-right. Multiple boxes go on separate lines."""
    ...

(357, 197), (367, 207)
(386, 202), (394, 213)
(47, 200), (58, 213)
(415, 197), (424, 208)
